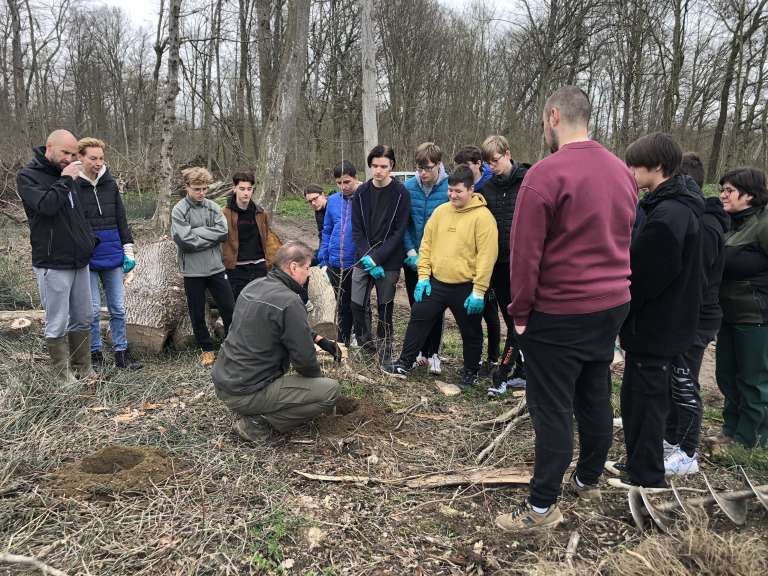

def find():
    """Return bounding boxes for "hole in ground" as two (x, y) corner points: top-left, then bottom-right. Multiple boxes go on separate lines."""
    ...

(79, 446), (146, 474)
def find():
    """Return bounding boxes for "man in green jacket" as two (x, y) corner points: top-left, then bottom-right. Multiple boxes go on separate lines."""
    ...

(212, 241), (341, 441)
(171, 167), (235, 368)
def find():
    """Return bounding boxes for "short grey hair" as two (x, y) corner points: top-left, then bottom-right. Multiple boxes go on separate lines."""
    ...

(544, 85), (591, 127)
(273, 241), (314, 271)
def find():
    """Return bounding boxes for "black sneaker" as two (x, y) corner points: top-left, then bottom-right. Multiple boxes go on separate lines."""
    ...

(604, 461), (626, 476)
(381, 361), (409, 379)
(460, 368), (478, 389)
(477, 361), (497, 379)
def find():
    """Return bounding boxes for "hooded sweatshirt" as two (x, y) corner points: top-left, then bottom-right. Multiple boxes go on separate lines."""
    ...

(171, 195), (228, 277)
(77, 165), (133, 271)
(698, 196), (729, 331)
(620, 174), (705, 356)
(403, 163), (449, 256)
(417, 193), (498, 295)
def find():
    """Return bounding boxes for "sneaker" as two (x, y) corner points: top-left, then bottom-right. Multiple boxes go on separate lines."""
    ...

(460, 368), (478, 389)
(349, 335), (358, 348)
(477, 361), (497, 379)
(495, 500), (564, 532)
(607, 473), (668, 492)
(664, 447), (699, 475)
(604, 461), (626, 476)
(233, 416), (272, 443)
(413, 353), (428, 369)
(487, 376), (526, 397)
(381, 361), (409, 379)
(200, 351), (216, 368)
(428, 353), (442, 375)
(663, 439), (678, 460)
(568, 472), (602, 502)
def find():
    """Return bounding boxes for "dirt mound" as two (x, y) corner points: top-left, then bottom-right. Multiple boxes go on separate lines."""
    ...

(314, 398), (395, 436)
(46, 445), (176, 499)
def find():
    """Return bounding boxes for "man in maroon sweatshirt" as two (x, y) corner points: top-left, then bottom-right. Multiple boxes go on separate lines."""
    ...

(495, 86), (637, 533)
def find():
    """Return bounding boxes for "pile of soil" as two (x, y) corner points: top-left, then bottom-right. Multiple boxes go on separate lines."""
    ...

(46, 445), (176, 499)
(314, 397), (395, 437)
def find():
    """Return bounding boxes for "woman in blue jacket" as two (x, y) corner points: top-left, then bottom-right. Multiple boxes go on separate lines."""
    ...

(76, 138), (141, 370)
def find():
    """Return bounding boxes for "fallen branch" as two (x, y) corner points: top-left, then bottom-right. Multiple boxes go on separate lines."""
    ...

(565, 530), (580, 569)
(475, 412), (530, 464)
(294, 470), (392, 485)
(0, 552), (69, 576)
(474, 399), (527, 428)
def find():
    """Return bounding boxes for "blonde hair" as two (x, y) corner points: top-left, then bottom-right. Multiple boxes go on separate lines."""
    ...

(481, 135), (510, 163)
(78, 137), (105, 156)
(181, 167), (213, 186)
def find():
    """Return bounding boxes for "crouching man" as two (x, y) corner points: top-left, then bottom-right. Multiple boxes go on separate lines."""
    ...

(212, 241), (340, 441)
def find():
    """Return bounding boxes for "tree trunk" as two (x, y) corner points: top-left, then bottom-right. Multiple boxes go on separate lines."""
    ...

(255, 0), (277, 123)
(306, 266), (337, 339)
(7, 0), (28, 147)
(253, 0), (310, 210)
(661, 0), (687, 131)
(152, 0), (183, 233)
(360, 0), (378, 178)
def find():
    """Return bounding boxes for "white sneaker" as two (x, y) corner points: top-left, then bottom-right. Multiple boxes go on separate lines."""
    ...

(428, 353), (442, 374)
(663, 439), (678, 459)
(664, 447), (699, 476)
(413, 353), (428, 369)
(350, 335), (358, 348)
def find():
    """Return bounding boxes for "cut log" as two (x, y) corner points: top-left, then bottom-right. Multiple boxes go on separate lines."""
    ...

(307, 266), (337, 339)
(124, 239), (187, 354)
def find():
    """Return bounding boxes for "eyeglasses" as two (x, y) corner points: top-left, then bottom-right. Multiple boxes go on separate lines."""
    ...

(417, 164), (437, 172)
(719, 185), (739, 195)
(305, 195), (322, 204)
(488, 155), (504, 164)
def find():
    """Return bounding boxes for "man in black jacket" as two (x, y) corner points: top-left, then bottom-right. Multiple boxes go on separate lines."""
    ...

(17, 129), (97, 382)
(212, 241), (341, 441)
(614, 133), (704, 490)
(480, 135), (530, 389)
(351, 144), (410, 364)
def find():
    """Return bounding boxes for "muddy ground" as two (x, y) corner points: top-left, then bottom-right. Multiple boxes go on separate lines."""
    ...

(1, 213), (767, 575)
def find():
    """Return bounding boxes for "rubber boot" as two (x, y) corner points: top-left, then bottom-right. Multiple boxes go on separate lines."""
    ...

(68, 330), (97, 380)
(46, 336), (76, 384)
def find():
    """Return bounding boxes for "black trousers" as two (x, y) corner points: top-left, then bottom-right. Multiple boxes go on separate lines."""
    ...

(665, 330), (713, 455)
(327, 266), (354, 345)
(520, 303), (629, 508)
(403, 265), (443, 357)
(621, 353), (672, 487)
(398, 278), (482, 371)
(483, 289), (501, 363)
(491, 262), (523, 376)
(183, 272), (234, 352)
(227, 262), (267, 302)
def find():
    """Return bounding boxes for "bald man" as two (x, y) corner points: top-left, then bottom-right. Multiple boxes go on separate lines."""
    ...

(18, 129), (98, 382)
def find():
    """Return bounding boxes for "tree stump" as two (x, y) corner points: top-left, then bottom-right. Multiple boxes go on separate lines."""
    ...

(307, 266), (337, 339)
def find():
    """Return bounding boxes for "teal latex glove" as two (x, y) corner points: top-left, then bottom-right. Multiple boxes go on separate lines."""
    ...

(414, 278), (431, 302)
(369, 265), (385, 279)
(464, 293), (485, 315)
(123, 255), (136, 273)
(360, 255), (376, 271)
(403, 254), (419, 270)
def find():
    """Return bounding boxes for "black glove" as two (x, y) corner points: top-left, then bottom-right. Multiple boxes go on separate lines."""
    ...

(316, 337), (342, 363)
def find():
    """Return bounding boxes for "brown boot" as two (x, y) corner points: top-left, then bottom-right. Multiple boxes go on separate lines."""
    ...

(68, 330), (97, 380)
(46, 336), (76, 384)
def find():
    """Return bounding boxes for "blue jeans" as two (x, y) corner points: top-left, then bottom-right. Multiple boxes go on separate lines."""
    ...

(90, 267), (127, 352)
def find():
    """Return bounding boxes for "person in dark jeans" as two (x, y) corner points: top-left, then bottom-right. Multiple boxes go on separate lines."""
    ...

(617, 133), (703, 490)
(382, 166), (497, 385)
(318, 160), (361, 345)
(222, 171), (282, 301)
(495, 86), (637, 533)
(171, 167), (235, 368)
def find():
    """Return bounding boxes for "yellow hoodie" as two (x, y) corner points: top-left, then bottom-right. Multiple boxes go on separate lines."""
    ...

(417, 193), (498, 294)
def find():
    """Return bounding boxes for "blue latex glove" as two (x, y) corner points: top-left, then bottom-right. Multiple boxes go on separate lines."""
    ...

(414, 278), (431, 302)
(360, 255), (376, 271)
(403, 254), (419, 270)
(464, 293), (485, 315)
(123, 255), (136, 273)
(369, 265), (385, 279)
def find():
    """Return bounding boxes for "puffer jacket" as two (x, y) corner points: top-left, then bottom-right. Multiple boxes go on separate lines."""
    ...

(221, 194), (282, 270)
(403, 164), (449, 255)
(475, 164), (493, 190)
(480, 162), (530, 263)
(720, 205), (768, 325)
(77, 166), (133, 271)
(212, 267), (322, 396)
(17, 146), (96, 269)
(318, 191), (356, 269)
(171, 196), (228, 277)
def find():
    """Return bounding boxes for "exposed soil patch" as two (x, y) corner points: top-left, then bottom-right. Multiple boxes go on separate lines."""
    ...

(313, 397), (395, 437)
(47, 445), (176, 499)
(334, 395), (360, 415)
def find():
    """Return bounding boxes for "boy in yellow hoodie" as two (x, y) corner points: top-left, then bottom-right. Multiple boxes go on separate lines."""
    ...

(382, 165), (498, 387)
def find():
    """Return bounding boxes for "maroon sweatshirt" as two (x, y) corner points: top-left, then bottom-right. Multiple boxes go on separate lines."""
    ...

(508, 140), (637, 325)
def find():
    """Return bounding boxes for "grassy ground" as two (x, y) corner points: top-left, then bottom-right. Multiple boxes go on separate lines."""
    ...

(1, 215), (767, 575)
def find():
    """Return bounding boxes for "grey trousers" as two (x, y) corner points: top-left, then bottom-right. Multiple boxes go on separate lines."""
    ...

(33, 266), (93, 338)
(216, 374), (339, 433)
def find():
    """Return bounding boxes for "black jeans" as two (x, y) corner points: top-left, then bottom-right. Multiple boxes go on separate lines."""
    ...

(519, 303), (629, 508)
(327, 266), (354, 345)
(483, 289), (501, 363)
(398, 278), (482, 371)
(403, 265), (443, 357)
(183, 272), (234, 351)
(665, 330), (713, 455)
(621, 353), (672, 487)
(491, 262), (523, 376)
(227, 262), (267, 302)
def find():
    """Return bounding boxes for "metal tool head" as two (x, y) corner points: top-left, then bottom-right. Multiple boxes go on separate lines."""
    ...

(628, 487), (650, 531)
(640, 487), (675, 533)
(739, 466), (768, 512)
(702, 472), (748, 525)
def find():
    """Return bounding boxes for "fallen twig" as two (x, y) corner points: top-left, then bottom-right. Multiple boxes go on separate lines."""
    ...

(565, 530), (580, 569)
(475, 412), (530, 464)
(474, 399), (527, 428)
(0, 552), (69, 576)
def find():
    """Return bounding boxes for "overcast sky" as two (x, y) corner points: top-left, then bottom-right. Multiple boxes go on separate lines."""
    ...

(99, 0), (514, 29)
